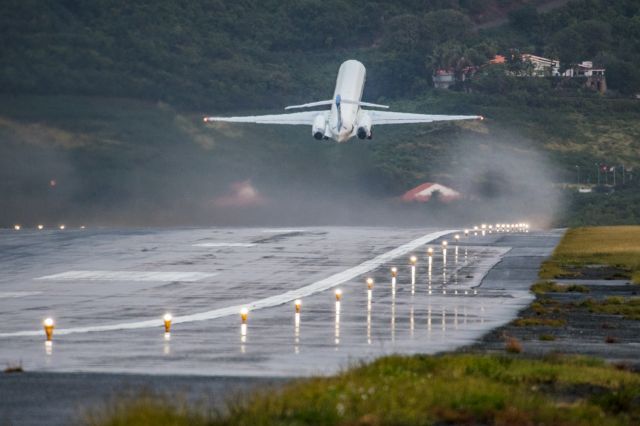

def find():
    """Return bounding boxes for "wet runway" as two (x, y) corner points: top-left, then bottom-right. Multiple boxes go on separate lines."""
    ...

(0, 226), (563, 376)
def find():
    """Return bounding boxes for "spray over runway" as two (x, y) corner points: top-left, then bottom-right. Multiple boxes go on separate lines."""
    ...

(0, 226), (562, 375)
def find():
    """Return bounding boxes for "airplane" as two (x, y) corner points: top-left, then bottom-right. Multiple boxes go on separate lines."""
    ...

(203, 59), (483, 143)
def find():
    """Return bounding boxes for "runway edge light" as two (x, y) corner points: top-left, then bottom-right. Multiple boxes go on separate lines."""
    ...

(390, 267), (397, 278)
(295, 299), (302, 313)
(163, 313), (172, 333)
(43, 317), (54, 341)
(240, 307), (249, 324)
(335, 288), (343, 301)
(366, 277), (374, 290)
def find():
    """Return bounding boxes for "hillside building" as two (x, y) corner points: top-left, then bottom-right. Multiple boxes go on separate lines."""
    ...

(562, 61), (607, 93)
(401, 182), (461, 203)
(521, 54), (561, 77)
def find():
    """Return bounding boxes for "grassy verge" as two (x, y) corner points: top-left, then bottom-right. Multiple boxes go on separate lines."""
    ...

(582, 297), (640, 321)
(87, 354), (640, 426)
(531, 280), (590, 294)
(539, 227), (640, 284)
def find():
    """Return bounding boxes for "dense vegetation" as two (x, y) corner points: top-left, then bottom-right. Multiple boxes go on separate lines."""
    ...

(0, 0), (565, 109)
(3, 0), (640, 108)
(1, 0), (639, 226)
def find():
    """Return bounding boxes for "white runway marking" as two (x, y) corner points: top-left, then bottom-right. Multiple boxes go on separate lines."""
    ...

(36, 271), (217, 282)
(0, 229), (456, 338)
(193, 243), (256, 247)
(0, 291), (42, 299)
(261, 229), (305, 233)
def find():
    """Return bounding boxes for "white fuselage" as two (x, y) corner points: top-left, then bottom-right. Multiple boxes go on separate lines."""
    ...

(329, 60), (366, 142)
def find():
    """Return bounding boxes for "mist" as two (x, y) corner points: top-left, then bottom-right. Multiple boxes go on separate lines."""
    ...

(0, 108), (563, 229)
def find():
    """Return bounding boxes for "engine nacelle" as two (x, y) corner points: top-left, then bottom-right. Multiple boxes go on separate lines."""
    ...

(356, 112), (373, 140)
(312, 114), (326, 140)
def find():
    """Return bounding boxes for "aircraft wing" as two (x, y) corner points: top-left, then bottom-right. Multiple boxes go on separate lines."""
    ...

(366, 110), (482, 125)
(204, 111), (325, 126)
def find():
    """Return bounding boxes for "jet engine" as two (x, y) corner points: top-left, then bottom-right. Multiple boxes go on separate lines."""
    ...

(312, 114), (327, 140)
(356, 112), (372, 140)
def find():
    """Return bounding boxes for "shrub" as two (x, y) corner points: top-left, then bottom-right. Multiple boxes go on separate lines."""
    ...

(505, 337), (523, 353)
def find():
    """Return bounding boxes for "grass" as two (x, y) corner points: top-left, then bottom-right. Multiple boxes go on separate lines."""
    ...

(86, 354), (640, 426)
(582, 297), (640, 321)
(540, 227), (640, 284)
(539, 334), (557, 341)
(531, 280), (590, 295)
(513, 317), (567, 327)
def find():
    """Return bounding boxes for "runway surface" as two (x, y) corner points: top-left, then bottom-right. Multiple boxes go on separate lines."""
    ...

(0, 226), (562, 377)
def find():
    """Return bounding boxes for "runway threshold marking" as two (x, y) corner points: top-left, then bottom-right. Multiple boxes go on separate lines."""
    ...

(193, 243), (256, 247)
(35, 271), (217, 282)
(0, 291), (42, 299)
(0, 229), (456, 338)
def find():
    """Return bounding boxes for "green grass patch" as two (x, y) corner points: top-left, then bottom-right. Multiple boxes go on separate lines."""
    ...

(539, 334), (557, 341)
(540, 227), (640, 284)
(86, 354), (640, 426)
(582, 297), (640, 321)
(513, 318), (567, 327)
(531, 280), (590, 295)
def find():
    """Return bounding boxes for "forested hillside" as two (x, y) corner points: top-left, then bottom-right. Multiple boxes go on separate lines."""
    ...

(5, 0), (640, 108)
(1, 0), (639, 226)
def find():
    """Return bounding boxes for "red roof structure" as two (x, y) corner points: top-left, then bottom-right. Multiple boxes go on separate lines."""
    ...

(402, 183), (461, 203)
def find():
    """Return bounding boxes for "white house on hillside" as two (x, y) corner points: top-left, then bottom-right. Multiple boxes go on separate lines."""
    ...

(521, 54), (560, 77)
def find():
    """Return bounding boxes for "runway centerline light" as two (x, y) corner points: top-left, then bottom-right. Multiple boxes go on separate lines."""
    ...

(163, 313), (172, 333)
(240, 307), (249, 323)
(295, 299), (302, 313)
(335, 289), (342, 301)
(43, 318), (54, 341)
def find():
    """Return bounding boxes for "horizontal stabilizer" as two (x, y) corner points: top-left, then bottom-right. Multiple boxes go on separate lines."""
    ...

(284, 100), (334, 110)
(285, 99), (389, 110)
(341, 99), (389, 109)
